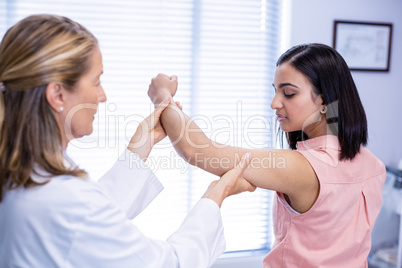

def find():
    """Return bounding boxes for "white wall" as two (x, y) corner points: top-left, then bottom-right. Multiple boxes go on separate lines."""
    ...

(287, 0), (402, 168)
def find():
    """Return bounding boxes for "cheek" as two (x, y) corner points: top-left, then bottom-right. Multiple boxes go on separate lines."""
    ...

(300, 109), (321, 129)
(294, 94), (318, 113)
(287, 99), (319, 125)
(80, 83), (99, 104)
(286, 101), (304, 118)
(70, 109), (95, 133)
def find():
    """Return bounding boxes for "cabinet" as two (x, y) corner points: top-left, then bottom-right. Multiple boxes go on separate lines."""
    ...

(368, 167), (401, 268)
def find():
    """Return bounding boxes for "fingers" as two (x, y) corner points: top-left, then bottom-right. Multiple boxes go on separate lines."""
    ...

(155, 73), (177, 84)
(235, 153), (256, 192)
(247, 182), (257, 192)
(170, 75), (178, 90)
(169, 75), (178, 82)
(153, 96), (171, 118)
(175, 101), (183, 110)
(235, 153), (251, 174)
(157, 73), (170, 79)
(152, 97), (182, 118)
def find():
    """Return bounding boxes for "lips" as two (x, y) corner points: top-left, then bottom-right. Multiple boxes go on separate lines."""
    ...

(276, 113), (286, 122)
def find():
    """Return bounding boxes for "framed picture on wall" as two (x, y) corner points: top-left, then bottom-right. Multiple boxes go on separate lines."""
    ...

(333, 20), (393, 72)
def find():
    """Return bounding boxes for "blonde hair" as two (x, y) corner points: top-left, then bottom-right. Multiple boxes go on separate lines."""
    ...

(0, 14), (98, 201)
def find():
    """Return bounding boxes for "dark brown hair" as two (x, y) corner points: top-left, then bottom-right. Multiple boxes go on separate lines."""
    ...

(277, 43), (367, 160)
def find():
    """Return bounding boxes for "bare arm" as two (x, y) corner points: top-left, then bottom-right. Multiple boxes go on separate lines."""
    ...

(202, 152), (256, 207)
(128, 91), (255, 207)
(148, 74), (319, 213)
(127, 97), (171, 161)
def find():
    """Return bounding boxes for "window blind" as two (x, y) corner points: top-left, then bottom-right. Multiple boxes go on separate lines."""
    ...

(1, 0), (280, 253)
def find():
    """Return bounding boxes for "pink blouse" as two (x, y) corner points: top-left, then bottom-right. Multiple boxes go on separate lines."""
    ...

(263, 135), (386, 268)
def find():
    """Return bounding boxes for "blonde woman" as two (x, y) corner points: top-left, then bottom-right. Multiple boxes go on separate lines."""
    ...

(0, 14), (255, 267)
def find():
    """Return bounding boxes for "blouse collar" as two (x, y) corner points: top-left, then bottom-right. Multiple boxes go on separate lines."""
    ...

(296, 135), (340, 151)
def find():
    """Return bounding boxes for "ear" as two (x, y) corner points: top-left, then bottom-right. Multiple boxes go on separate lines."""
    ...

(315, 94), (326, 114)
(46, 82), (65, 113)
(319, 93), (325, 105)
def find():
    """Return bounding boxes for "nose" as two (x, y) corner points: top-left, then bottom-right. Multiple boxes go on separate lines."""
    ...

(97, 85), (107, 103)
(270, 92), (283, 110)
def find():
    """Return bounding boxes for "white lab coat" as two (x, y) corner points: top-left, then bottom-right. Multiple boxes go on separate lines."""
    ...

(0, 149), (226, 267)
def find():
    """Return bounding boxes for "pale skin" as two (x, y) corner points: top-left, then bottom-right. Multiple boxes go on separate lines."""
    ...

(148, 63), (333, 213)
(45, 46), (255, 207)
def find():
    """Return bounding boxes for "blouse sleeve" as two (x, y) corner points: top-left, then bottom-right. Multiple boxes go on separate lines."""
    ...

(97, 149), (163, 219)
(66, 186), (226, 268)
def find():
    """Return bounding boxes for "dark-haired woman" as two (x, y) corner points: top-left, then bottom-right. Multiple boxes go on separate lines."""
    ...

(148, 43), (386, 267)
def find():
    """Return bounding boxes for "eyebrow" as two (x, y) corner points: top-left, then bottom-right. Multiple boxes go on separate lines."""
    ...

(94, 70), (103, 79)
(276, 82), (299, 89)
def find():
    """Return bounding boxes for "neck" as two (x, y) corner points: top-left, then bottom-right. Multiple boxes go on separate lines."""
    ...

(304, 115), (333, 139)
(62, 139), (68, 151)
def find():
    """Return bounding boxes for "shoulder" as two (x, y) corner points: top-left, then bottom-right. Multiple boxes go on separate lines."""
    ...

(14, 173), (115, 219)
(296, 136), (385, 183)
(14, 173), (124, 237)
(349, 147), (386, 182)
(357, 147), (385, 172)
(296, 135), (340, 168)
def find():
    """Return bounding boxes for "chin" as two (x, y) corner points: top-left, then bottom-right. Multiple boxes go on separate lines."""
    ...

(72, 129), (94, 139)
(279, 124), (291, 132)
(82, 129), (94, 137)
(279, 125), (301, 133)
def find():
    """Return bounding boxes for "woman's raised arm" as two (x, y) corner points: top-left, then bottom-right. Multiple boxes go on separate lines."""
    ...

(148, 74), (318, 213)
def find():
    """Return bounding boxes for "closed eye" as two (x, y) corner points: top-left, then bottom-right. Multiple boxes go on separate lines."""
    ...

(284, 93), (295, 98)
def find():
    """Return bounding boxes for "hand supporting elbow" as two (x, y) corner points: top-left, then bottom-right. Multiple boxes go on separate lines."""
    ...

(202, 153), (256, 207)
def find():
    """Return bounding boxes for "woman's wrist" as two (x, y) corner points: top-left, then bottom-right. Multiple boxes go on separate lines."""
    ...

(127, 132), (154, 161)
(151, 92), (173, 106)
(127, 143), (152, 161)
(201, 181), (228, 208)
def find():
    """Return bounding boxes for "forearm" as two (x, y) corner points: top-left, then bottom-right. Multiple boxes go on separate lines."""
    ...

(160, 104), (204, 159)
(161, 103), (237, 177)
(127, 140), (153, 161)
(201, 181), (227, 208)
(127, 97), (171, 161)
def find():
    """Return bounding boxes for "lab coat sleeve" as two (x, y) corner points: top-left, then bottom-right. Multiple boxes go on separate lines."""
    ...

(167, 198), (226, 267)
(67, 188), (226, 268)
(97, 149), (163, 219)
